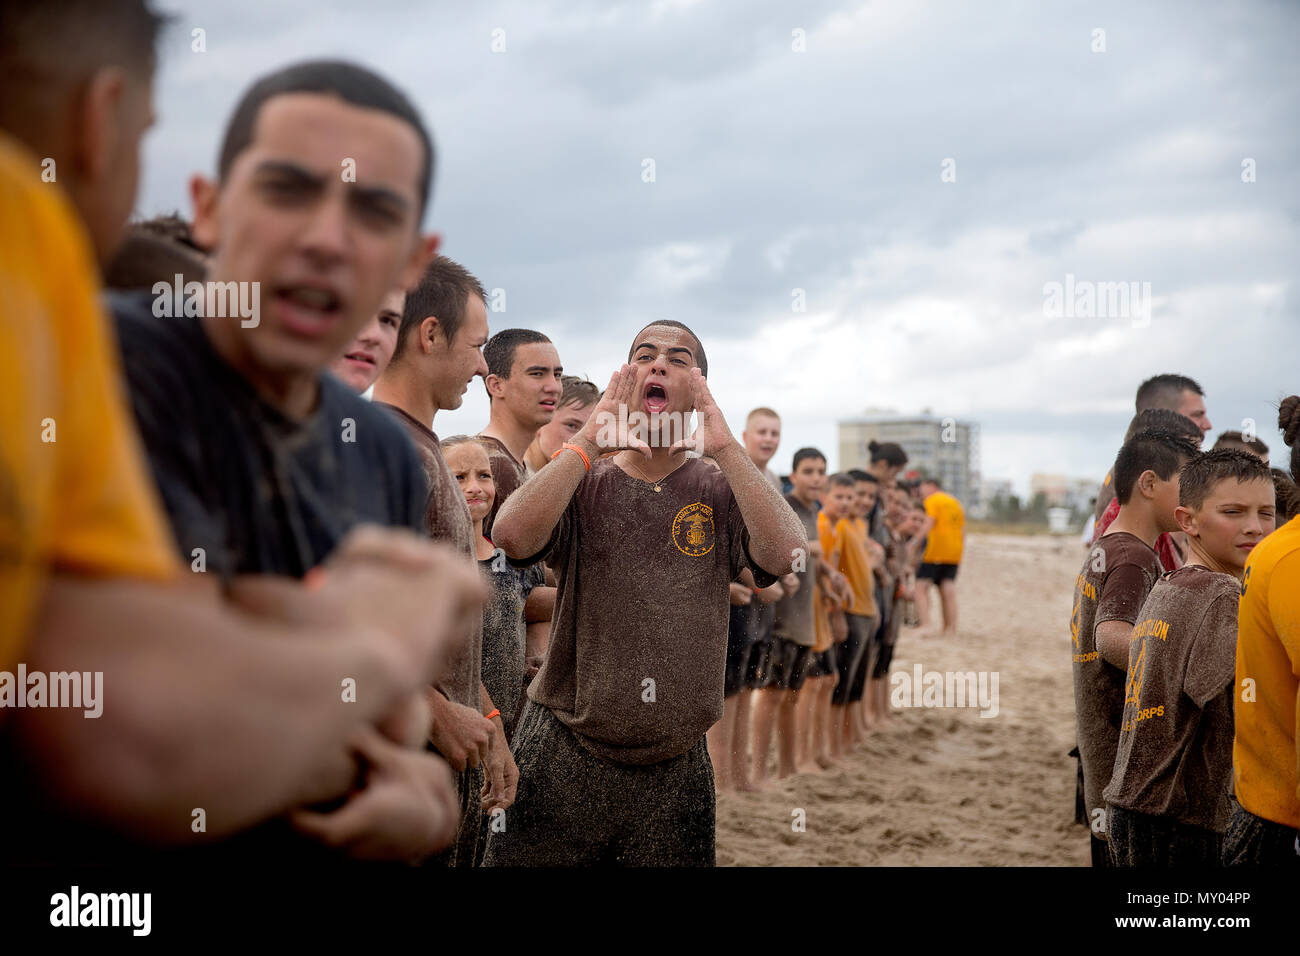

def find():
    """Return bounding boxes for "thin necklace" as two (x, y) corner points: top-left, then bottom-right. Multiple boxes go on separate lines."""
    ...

(621, 453), (685, 492)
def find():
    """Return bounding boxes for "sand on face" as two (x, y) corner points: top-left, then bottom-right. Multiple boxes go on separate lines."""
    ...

(716, 532), (1091, 866)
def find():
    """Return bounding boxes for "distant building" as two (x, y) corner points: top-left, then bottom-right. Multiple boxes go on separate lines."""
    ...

(1030, 473), (1097, 513)
(838, 409), (981, 511)
(978, 478), (1015, 518)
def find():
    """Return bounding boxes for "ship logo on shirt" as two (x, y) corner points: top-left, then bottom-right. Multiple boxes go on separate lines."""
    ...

(672, 502), (715, 557)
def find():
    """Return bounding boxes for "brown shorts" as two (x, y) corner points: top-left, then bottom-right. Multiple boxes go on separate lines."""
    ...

(481, 701), (715, 866)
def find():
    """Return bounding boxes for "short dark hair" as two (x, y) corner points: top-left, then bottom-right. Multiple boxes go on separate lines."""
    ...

(921, 476), (942, 489)
(868, 440), (908, 468)
(1113, 428), (1201, 505)
(1179, 448), (1273, 511)
(791, 447), (826, 472)
(391, 256), (486, 362)
(483, 329), (552, 399)
(628, 320), (708, 377)
(134, 212), (205, 253)
(847, 469), (874, 483)
(0, 0), (166, 138)
(104, 229), (207, 290)
(828, 473), (857, 489)
(1135, 374), (1203, 413)
(559, 375), (600, 409)
(1124, 408), (1200, 444)
(217, 60), (435, 219)
(1213, 430), (1269, 457)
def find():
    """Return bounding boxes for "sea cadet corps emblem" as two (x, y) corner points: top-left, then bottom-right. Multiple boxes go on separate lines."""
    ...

(672, 502), (715, 557)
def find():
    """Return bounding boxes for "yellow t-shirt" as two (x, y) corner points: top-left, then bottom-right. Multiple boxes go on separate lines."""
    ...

(922, 491), (965, 564)
(1233, 514), (1300, 828)
(0, 132), (179, 671)
(818, 511), (877, 617)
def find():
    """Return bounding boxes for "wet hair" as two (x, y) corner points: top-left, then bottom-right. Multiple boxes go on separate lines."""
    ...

(848, 469), (875, 484)
(1135, 374), (1203, 413)
(628, 320), (708, 377)
(791, 447), (826, 472)
(1270, 468), (1300, 522)
(558, 374), (600, 409)
(134, 212), (205, 253)
(1113, 428), (1201, 505)
(1278, 395), (1300, 485)
(482, 328), (552, 399)
(828, 473), (857, 489)
(868, 440), (908, 468)
(1178, 448), (1273, 511)
(439, 434), (491, 465)
(391, 256), (486, 362)
(103, 228), (207, 290)
(1212, 430), (1269, 458)
(1124, 408), (1200, 444)
(217, 59), (435, 218)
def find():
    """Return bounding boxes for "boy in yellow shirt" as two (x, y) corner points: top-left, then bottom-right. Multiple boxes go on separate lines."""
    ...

(1224, 399), (1300, 866)
(819, 474), (879, 755)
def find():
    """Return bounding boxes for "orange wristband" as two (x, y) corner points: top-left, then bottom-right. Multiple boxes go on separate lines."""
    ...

(551, 441), (591, 471)
(484, 709), (501, 722)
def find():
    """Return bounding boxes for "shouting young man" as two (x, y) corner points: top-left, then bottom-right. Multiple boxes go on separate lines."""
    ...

(482, 321), (805, 865)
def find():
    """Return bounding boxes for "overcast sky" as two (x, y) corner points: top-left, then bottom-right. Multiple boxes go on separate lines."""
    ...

(138, 0), (1300, 495)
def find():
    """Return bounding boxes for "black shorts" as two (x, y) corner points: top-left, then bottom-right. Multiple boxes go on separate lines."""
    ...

(1222, 800), (1300, 866)
(744, 634), (771, 690)
(481, 701), (715, 867)
(917, 562), (959, 583)
(805, 645), (836, 679)
(833, 613), (875, 706)
(1107, 805), (1222, 867)
(764, 636), (812, 691)
(723, 605), (755, 698)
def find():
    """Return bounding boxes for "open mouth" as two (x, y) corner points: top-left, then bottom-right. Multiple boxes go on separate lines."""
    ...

(273, 284), (344, 337)
(644, 381), (668, 414)
(343, 350), (376, 366)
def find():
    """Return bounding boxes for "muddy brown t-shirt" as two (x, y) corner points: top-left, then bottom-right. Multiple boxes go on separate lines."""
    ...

(523, 456), (779, 764)
(478, 434), (526, 538)
(480, 553), (538, 740)
(1103, 566), (1240, 832)
(1070, 531), (1163, 831)
(772, 494), (818, 647)
(374, 403), (482, 710)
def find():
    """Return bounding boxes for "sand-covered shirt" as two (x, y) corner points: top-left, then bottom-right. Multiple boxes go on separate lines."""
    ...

(1103, 565), (1240, 832)
(1070, 531), (1163, 830)
(1233, 515), (1300, 828)
(523, 456), (779, 764)
(374, 404), (483, 710)
(479, 553), (539, 740)
(478, 434), (526, 538)
(773, 494), (819, 648)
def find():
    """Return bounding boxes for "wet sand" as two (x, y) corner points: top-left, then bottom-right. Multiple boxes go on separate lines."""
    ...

(716, 532), (1091, 866)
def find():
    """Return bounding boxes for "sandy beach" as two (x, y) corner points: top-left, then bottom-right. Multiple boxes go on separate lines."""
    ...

(717, 532), (1091, 866)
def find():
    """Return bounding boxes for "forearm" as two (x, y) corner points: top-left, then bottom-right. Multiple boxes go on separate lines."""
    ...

(14, 578), (409, 844)
(493, 441), (589, 560)
(714, 441), (804, 574)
